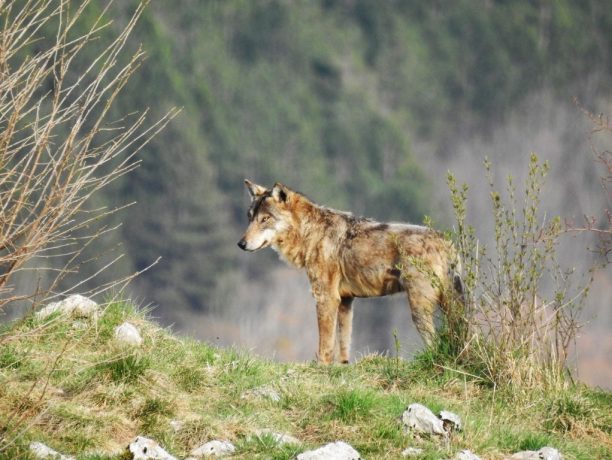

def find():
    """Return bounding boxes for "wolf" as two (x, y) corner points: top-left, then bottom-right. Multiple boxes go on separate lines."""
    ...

(237, 180), (463, 364)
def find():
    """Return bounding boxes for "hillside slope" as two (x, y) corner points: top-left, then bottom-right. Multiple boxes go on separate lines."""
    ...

(0, 300), (610, 459)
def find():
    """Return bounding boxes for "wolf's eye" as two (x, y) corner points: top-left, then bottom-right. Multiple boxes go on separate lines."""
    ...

(261, 215), (270, 223)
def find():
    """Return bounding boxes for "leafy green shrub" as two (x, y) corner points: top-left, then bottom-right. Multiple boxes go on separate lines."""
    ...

(442, 154), (588, 390)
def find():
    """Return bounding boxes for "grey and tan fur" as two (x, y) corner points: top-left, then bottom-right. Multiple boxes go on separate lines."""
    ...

(238, 180), (462, 364)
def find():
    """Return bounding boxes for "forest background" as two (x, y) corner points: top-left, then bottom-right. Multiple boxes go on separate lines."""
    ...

(5, 0), (612, 388)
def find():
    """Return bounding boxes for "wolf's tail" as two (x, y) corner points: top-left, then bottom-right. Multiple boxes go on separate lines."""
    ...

(449, 254), (466, 307)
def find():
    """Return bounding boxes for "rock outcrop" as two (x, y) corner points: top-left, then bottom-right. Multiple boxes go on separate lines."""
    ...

(128, 436), (177, 460)
(115, 321), (144, 346)
(401, 403), (447, 436)
(296, 441), (361, 460)
(188, 439), (236, 458)
(29, 442), (74, 460)
(35, 294), (99, 320)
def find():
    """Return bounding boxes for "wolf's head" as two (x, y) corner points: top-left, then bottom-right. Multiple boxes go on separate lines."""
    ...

(237, 180), (293, 252)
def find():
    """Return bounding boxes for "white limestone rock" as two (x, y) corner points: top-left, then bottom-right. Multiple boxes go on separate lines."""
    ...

(402, 447), (424, 457)
(128, 436), (177, 460)
(454, 449), (482, 460)
(169, 419), (184, 432)
(29, 442), (75, 460)
(115, 322), (143, 346)
(36, 294), (98, 320)
(537, 447), (564, 460)
(190, 440), (236, 457)
(401, 403), (446, 436)
(439, 410), (463, 432)
(508, 447), (563, 460)
(508, 453), (538, 460)
(296, 441), (361, 460)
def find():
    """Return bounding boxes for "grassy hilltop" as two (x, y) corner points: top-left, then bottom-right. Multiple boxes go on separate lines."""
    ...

(0, 301), (610, 459)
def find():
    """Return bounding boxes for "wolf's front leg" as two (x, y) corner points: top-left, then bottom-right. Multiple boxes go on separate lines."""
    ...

(337, 297), (354, 363)
(315, 297), (340, 364)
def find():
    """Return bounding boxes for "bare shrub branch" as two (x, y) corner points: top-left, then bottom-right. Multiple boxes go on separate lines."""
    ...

(569, 98), (612, 263)
(0, 0), (178, 450)
(0, 0), (177, 312)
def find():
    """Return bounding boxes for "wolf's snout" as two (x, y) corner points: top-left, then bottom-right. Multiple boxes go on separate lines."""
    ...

(237, 239), (247, 250)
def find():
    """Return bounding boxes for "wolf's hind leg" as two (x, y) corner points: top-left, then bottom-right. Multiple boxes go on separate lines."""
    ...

(337, 297), (354, 364)
(405, 279), (437, 346)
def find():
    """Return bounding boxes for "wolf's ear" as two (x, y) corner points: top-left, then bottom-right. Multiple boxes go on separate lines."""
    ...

(271, 182), (289, 203)
(245, 179), (267, 199)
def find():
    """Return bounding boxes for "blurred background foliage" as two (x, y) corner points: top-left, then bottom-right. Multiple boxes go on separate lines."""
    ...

(7, 0), (612, 385)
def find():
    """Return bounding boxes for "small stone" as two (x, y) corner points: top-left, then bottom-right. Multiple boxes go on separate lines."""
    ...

(115, 322), (143, 346)
(401, 403), (446, 436)
(402, 447), (424, 457)
(296, 441), (361, 460)
(508, 452), (539, 460)
(508, 447), (563, 460)
(169, 419), (184, 432)
(252, 429), (300, 446)
(36, 294), (98, 320)
(537, 447), (563, 460)
(190, 440), (236, 457)
(29, 442), (75, 460)
(439, 410), (462, 432)
(454, 449), (482, 460)
(128, 436), (177, 460)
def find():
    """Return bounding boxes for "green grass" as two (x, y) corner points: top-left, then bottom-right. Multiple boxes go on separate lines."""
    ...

(0, 300), (609, 459)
